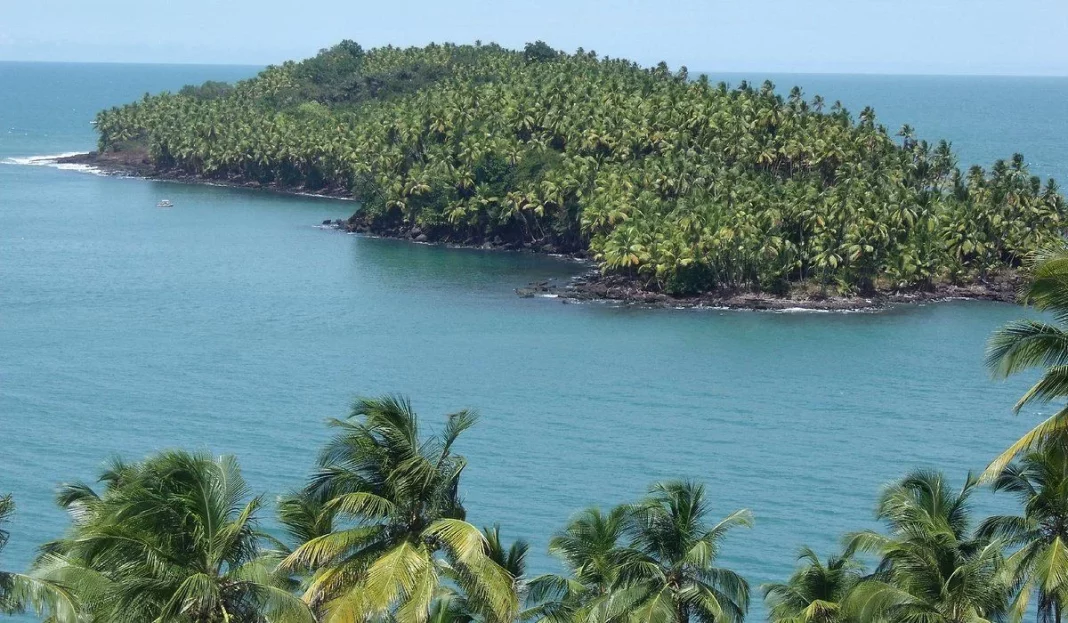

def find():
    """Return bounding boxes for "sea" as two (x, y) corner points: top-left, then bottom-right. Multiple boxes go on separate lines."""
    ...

(2, 62), (1067, 621)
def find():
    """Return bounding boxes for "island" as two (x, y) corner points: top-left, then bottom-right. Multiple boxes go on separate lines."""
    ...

(67, 41), (1066, 309)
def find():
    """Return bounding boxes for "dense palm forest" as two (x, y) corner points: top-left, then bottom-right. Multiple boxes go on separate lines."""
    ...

(90, 41), (1064, 296)
(7, 248), (1068, 622)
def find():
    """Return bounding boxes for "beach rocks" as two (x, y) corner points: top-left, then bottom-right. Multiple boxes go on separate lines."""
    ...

(515, 281), (552, 298)
(415, 234), (428, 242)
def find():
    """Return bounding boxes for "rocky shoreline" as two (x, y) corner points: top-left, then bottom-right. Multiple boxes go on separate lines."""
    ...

(518, 272), (1019, 311)
(56, 151), (357, 200)
(57, 151), (1020, 312)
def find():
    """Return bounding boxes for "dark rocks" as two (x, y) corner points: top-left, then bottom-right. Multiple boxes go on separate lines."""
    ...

(322, 219), (333, 225)
(586, 282), (609, 296)
(517, 269), (1020, 311)
(541, 243), (557, 253)
(415, 234), (428, 242)
(515, 281), (552, 298)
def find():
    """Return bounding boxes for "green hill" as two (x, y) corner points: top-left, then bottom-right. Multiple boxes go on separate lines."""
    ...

(94, 41), (1065, 296)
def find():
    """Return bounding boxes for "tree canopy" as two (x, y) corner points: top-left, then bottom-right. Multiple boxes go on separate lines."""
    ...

(93, 40), (1065, 297)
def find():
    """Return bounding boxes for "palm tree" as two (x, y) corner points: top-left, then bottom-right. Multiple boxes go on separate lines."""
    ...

(525, 506), (630, 622)
(979, 442), (1068, 622)
(604, 481), (752, 623)
(845, 470), (1010, 623)
(0, 494), (83, 621)
(0, 494), (20, 614)
(94, 41), (1065, 300)
(762, 547), (863, 623)
(281, 394), (518, 623)
(35, 451), (312, 623)
(986, 246), (1068, 477)
(270, 489), (339, 606)
(429, 525), (531, 623)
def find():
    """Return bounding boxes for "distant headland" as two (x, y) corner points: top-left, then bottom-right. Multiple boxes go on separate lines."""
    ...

(66, 40), (1064, 309)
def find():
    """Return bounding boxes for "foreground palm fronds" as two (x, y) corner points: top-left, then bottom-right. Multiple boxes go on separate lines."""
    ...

(1, 391), (1064, 622)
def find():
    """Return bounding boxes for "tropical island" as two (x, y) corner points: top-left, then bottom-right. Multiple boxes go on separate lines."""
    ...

(67, 41), (1066, 308)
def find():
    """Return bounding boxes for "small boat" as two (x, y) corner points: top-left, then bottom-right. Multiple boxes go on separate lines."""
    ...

(157, 199), (173, 208)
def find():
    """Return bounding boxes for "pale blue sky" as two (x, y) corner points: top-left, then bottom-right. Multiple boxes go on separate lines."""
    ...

(1, 0), (1066, 75)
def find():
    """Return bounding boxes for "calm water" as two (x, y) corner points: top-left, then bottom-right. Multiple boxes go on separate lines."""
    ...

(2, 63), (1067, 621)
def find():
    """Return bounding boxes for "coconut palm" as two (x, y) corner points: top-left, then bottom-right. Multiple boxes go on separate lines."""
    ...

(986, 247), (1068, 477)
(0, 494), (84, 622)
(280, 394), (518, 623)
(429, 525), (531, 623)
(603, 481), (752, 623)
(270, 489), (339, 604)
(527, 483), (751, 623)
(525, 506), (631, 623)
(762, 547), (863, 623)
(0, 494), (19, 614)
(35, 451), (312, 623)
(845, 470), (1010, 623)
(92, 41), (1064, 299)
(979, 442), (1068, 622)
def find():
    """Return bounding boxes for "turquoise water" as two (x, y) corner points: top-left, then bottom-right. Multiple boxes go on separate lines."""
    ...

(2, 63), (1067, 621)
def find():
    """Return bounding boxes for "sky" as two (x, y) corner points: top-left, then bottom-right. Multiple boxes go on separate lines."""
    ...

(1, 0), (1066, 76)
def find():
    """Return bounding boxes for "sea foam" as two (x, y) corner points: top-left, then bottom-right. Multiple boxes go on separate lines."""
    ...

(1, 152), (107, 175)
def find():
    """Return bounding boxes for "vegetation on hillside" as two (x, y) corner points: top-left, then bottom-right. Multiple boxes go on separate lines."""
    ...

(92, 41), (1065, 296)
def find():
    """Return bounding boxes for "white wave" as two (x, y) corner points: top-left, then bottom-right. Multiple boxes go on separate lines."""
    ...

(2, 152), (108, 176)
(2, 152), (85, 165)
(777, 307), (833, 313)
(52, 163), (108, 175)
(774, 305), (879, 314)
(294, 191), (355, 201)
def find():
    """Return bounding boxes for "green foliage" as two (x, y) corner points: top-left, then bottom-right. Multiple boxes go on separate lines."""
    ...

(279, 395), (519, 623)
(843, 470), (1011, 623)
(979, 443), (1068, 622)
(0, 494), (17, 614)
(762, 547), (863, 623)
(31, 451), (313, 623)
(13, 384), (1068, 622)
(93, 41), (1066, 295)
(178, 80), (234, 100)
(526, 481), (752, 623)
(985, 245), (1068, 477)
(524, 41), (560, 63)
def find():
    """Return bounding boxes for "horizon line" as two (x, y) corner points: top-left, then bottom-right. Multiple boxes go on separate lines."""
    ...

(1, 58), (1066, 80)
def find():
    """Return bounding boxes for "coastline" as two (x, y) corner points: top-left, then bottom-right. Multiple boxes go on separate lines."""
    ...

(519, 272), (1019, 311)
(54, 151), (357, 201)
(52, 151), (1020, 312)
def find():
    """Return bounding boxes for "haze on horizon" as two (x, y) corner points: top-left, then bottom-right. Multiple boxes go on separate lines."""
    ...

(2, 0), (1067, 76)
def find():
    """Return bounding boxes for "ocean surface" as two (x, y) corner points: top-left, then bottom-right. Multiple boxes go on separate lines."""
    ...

(2, 62), (1067, 621)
